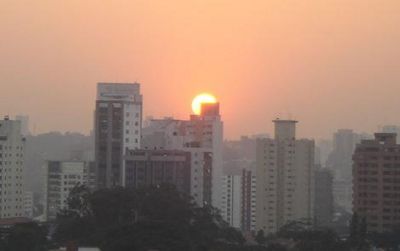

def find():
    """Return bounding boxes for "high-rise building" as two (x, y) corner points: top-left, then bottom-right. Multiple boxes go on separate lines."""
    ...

(15, 115), (30, 136)
(94, 83), (143, 188)
(221, 174), (242, 229)
(220, 164), (257, 232)
(241, 167), (256, 233)
(255, 120), (315, 234)
(141, 102), (223, 209)
(187, 148), (213, 206)
(327, 129), (358, 181)
(327, 129), (372, 212)
(221, 158), (256, 231)
(327, 129), (359, 212)
(141, 118), (213, 205)
(314, 167), (333, 227)
(124, 149), (191, 194)
(315, 139), (333, 166)
(382, 125), (400, 143)
(0, 117), (26, 219)
(353, 133), (400, 233)
(186, 103), (223, 209)
(44, 161), (95, 221)
(23, 191), (34, 219)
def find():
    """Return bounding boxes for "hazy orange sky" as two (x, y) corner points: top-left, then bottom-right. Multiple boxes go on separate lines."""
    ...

(1, 0), (400, 139)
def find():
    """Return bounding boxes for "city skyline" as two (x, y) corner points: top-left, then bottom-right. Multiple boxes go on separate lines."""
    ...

(2, 1), (400, 139)
(2, 2), (400, 250)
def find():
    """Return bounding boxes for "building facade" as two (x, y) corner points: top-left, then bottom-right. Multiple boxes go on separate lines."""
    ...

(327, 129), (359, 212)
(0, 117), (25, 219)
(256, 120), (315, 234)
(241, 168), (256, 233)
(221, 174), (242, 229)
(95, 83), (143, 188)
(141, 103), (223, 208)
(353, 133), (400, 232)
(15, 115), (30, 136)
(44, 161), (95, 221)
(23, 191), (34, 219)
(185, 103), (223, 209)
(124, 149), (191, 194)
(314, 167), (333, 227)
(382, 125), (400, 143)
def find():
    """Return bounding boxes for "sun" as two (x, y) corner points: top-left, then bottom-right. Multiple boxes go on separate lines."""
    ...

(192, 93), (217, 115)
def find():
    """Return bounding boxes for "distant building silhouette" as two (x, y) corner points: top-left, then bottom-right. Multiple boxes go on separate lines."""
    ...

(15, 115), (30, 136)
(314, 166), (333, 227)
(241, 167), (256, 233)
(382, 125), (400, 142)
(353, 133), (400, 232)
(124, 149), (191, 194)
(327, 129), (362, 212)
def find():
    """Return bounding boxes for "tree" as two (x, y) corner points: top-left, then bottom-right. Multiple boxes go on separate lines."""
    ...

(349, 213), (359, 244)
(4, 222), (48, 251)
(349, 213), (369, 251)
(255, 230), (267, 245)
(54, 184), (245, 251)
(276, 221), (348, 251)
(368, 225), (400, 250)
(266, 243), (288, 251)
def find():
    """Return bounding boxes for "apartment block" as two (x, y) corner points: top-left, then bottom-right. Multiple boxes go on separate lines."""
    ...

(45, 161), (95, 221)
(353, 133), (400, 232)
(256, 120), (314, 234)
(0, 117), (25, 219)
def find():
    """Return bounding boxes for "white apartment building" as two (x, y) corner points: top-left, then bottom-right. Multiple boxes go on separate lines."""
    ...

(0, 117), (25, 219)
(256, 120), (315, 234)
(186, 107), (223, 209)
(44, 161), (95, 221)
(221, 174), (242, 229)
(24, 191), (34, 218)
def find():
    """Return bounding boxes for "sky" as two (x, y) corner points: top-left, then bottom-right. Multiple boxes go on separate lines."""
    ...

(1, 0), (400, 139)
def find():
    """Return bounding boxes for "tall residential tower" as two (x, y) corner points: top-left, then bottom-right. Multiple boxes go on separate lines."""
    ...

(0, 117), (26, 219)
(256, 120), (315, 234)
(94, 83), (143, 188)
(353, 133), (400, 232)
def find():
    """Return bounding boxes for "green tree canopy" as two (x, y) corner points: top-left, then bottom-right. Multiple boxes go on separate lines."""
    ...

(54, 184), (244, 251)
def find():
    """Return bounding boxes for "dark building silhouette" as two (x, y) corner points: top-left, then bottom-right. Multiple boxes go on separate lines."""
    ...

(314, 167), (334, 227)
(124, 149), (191, 194)
(353, 133), (400, 232)
(241, 168), (256, 232)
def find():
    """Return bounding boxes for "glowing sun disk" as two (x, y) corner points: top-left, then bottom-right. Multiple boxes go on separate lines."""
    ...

(192, 93), (217, 115)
